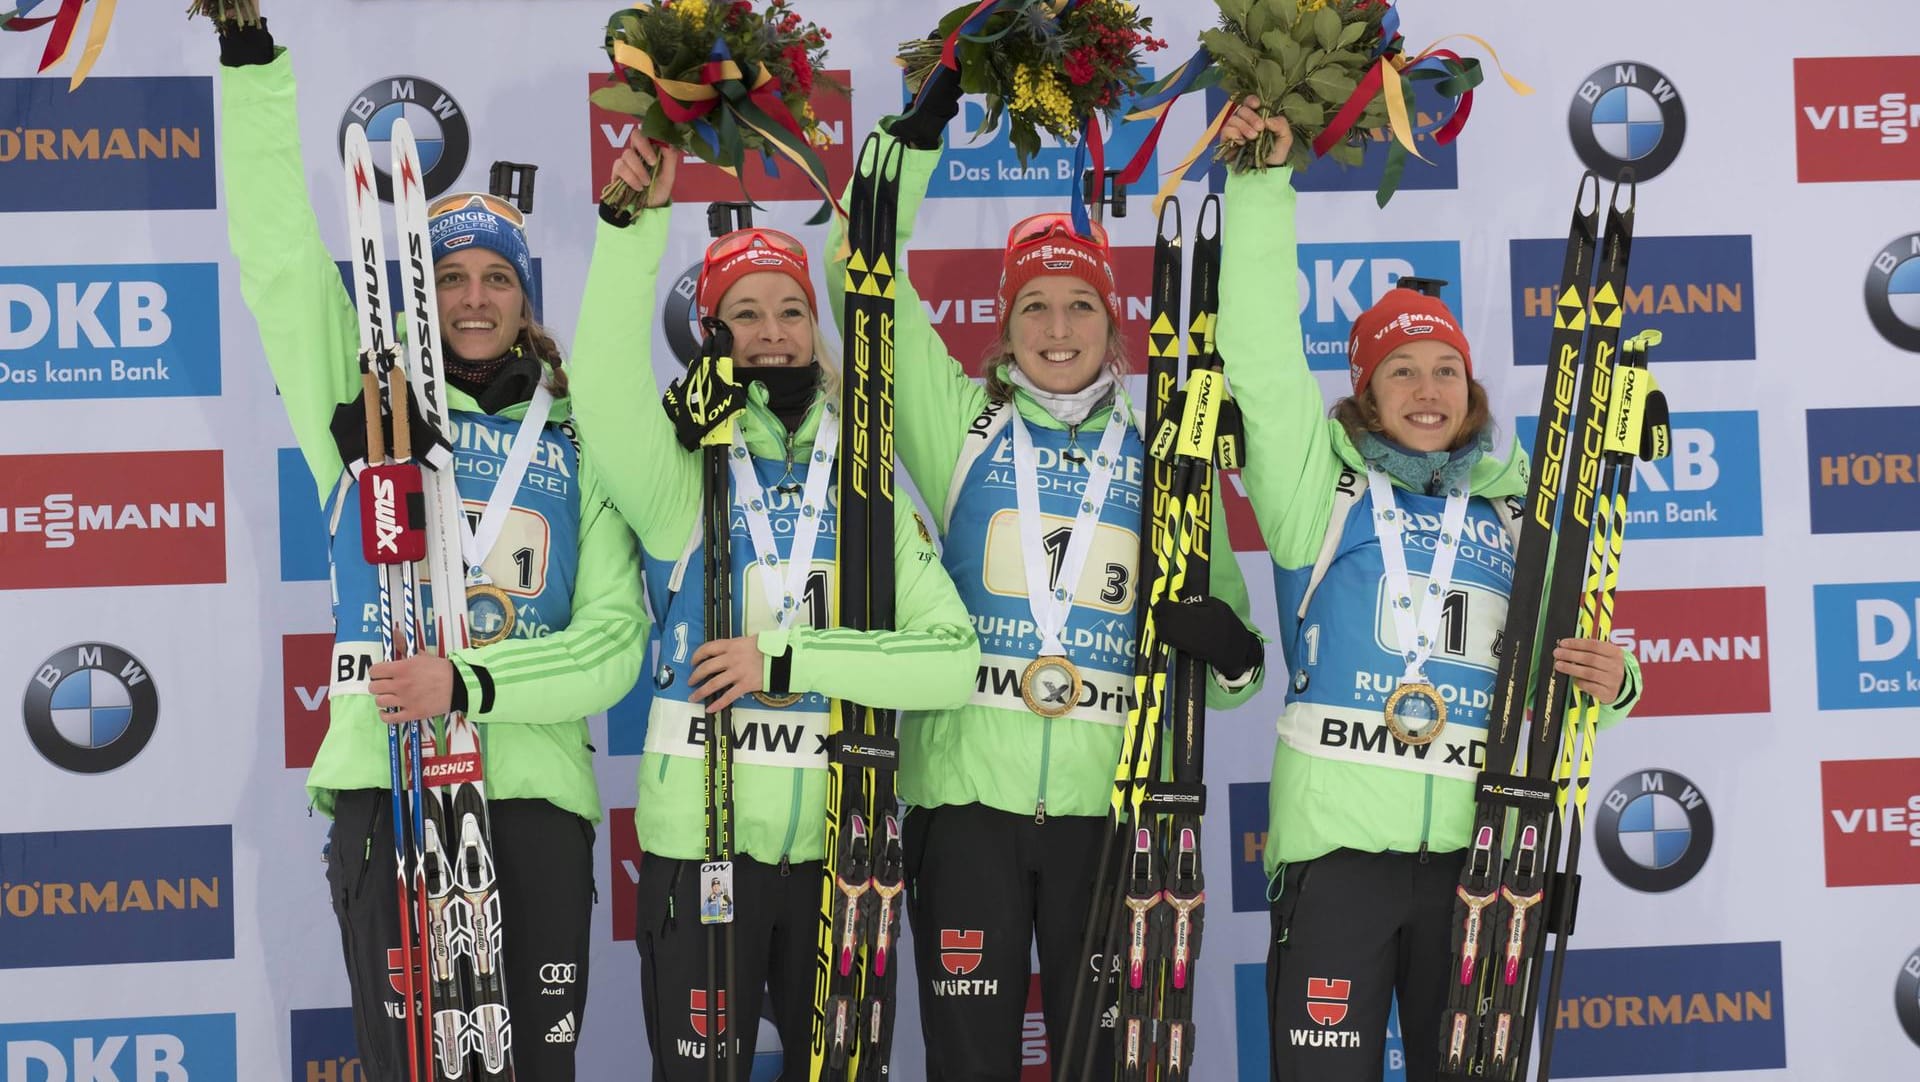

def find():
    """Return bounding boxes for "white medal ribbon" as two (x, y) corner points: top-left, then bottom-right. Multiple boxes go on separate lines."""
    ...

(459, 384), (554, 585)
(1011, 401), (1130, 655)
(1367, 467), (1471, 684)
(728, 404), (841, 630)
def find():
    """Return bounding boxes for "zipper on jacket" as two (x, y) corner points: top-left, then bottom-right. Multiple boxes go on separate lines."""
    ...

(780, 769), (804, 867)
(1419, 774), (1434, 853)
(1035, 717), (1055, 823)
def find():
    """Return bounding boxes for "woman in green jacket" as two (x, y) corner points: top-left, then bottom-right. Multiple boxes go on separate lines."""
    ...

(211, 11), (646, 1079)
(832, 80), (1270, 1079)
(567, 138), (980, 1080)
(1215, 103), (1641, 1082)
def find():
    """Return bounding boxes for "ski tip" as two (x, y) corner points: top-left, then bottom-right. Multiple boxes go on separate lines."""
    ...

(1576, 171), (1601, 215)
(1612, 167), (1637, 213)
(1156, 194), (1182, 237)
(1195, 192), (1222, 242)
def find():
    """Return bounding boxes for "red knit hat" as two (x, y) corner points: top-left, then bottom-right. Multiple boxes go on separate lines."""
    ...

(697, 228), (817, 319)
(997, 213), (1121, 322)
(1346, 290), (1473, 395)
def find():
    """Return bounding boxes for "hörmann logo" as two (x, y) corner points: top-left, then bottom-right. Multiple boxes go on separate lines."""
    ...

(0, 76), (215, 212)
(1511, 235), (1754, 363)
(1547, 941), (1785, 1077)
(1805, 406), (1920, 534)
(0, 825), (234, 969)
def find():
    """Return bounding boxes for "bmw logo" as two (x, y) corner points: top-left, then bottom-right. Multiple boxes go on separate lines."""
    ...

(24, 643), (159, 774)
(1569, 62), (1687, 180)
(338, 76), (471, 202)
(1898, 945), (1920, 1048)
(1866, 233), (1920, 353)
(1594, 767), (1714, 892)
(664, 261), (705, 367)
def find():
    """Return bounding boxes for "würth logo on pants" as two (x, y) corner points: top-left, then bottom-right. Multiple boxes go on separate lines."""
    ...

(940, 929), (984, 975)
(1293, 976), (1362, 1049)
(690, 988), (728, 1037)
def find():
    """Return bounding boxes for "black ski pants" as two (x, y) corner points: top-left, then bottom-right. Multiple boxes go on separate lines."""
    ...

(325, 790), (596, 1081)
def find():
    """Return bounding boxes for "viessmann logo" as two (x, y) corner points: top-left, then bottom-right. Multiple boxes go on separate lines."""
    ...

(1821, 757), (1920, 887)
(0, 450), (225, 589)
(1794, 55), (1920, 182)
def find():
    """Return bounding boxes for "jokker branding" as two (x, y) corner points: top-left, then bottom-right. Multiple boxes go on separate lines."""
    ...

(0, 76), (215, 213)
(1820, 757), (1920, 887)
(587, 70), (854, 204)
(0, 264), (220, 400)
(0, 824), (234, 969)
(0, 1013), (237, 1082)
(1510, 234), (1755, 364)
(1794, 55), (1920, 183)
(1814, 580), (1920, 710)
(1805, 406), (1920, 535)
(1514, 410), (1763, 540)
(0, 449), (225, 590)
(1544, 941), (1785, 1078)
(1608, 587), (1770, 717)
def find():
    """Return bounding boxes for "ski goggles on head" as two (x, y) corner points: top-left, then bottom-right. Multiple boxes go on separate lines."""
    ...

(698, 227), (816, 317)
(427, 191), (526, 228)
(1006, 212), (1109, 253)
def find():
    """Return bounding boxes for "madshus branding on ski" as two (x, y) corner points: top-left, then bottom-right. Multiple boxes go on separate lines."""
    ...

(1865, 231), (1920, 352)
(0, 449), (224, 590)
(289, 1006), (360, 1082)
(0, 75), (215, 213)
(1510, 234), (1754, 364)
(1229, 780), (1269, 913)
(1203, 81), (1459, 194)
(333, 257), (547, 342)
(1593, 768), (1714, 892)
(921, 76), (1160, 199)
(1793, 55), (1920, 183)
(282, 632), (334, 770)
(1234, 962), (1408, 1082)
(1297, 242), (1463, 372)
(1899, 944), (1920, 1048)
(24, 642), (158, 774)
(911, 243), (1155, 372)
(1545, 941), (1785, 1077)
(0, 1013), (237, 1082)
(1608, 587), (1770, 716)
(587, 70), (854, 204)
(336, 76), (469, 201)
(1814, 580), (1920, 710)
(1805, 406), (1920, 535)
(1820, 757), (1920, 887)
(0, 263), (221, 401)
(0, 824), (233, 970)
(609, 806), (642, 943)
(1568, 61), (1687, 181)
(1515, 410), (1762, 540)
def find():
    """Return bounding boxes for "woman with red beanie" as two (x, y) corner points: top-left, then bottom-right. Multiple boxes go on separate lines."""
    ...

(829, 83), (1270, 1079)
(566, 138), (980, 1079)
(1214, 102), (1641, 1082)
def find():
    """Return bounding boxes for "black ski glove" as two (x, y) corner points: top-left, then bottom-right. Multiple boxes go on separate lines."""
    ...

(197, 1), (273, 67)
(887, 62), (964, 150)
(330, 377), (450, 469)
(1153, 597), (1264, 682)
(662, 318), (747, 451)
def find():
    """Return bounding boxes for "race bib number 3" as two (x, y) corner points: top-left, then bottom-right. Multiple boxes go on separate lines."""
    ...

(981, 510), (1139, 616)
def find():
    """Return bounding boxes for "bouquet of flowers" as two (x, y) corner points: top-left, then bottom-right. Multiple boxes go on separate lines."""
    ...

(592, 0), (844, 217)
(898, 0), (1166, 166)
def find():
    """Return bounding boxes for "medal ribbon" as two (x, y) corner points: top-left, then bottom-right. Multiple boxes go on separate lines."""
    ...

(459, 385), (554, 585)
(1011, 401), (1130, 655)
(1366, 468), (1470, 685)
(727, 404), (840, 631)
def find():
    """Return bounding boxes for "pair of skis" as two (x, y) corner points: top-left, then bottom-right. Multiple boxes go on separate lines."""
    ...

(1437, 171), (1670, 1082)
(345, 119), (514, 1082)
(1057, 193), (1237, 1082)
(810, 132), (907, 1082)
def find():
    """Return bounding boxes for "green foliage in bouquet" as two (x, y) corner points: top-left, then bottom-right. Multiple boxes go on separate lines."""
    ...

(1201, 0), (1397, 172)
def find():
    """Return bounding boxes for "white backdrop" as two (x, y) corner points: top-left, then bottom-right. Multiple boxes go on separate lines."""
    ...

(2, 2), (1916, 1080)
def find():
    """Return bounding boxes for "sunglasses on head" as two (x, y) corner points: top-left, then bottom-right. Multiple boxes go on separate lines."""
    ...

(427, 191), (526, 228)
(707, 227), (810, 269)
(1006, 212), (1109, 251)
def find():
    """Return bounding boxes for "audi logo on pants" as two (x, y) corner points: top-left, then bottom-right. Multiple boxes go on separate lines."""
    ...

(540, 963), (578, 984)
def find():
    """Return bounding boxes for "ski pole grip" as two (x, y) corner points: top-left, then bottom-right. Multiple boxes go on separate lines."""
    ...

(362, 369), (386, 464)
(390, 360), (414, 463)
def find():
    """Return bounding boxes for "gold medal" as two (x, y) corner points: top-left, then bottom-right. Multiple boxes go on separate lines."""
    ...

(465, 582), (517, 647)
(1384, 681), (1448, 746)
(753, 690), (804, 708)
(1020, 655), (1083, 718)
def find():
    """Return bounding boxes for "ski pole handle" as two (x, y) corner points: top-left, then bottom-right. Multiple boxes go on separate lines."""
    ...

(363, 368), (386, 465)
(391, 360), (414, 463)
